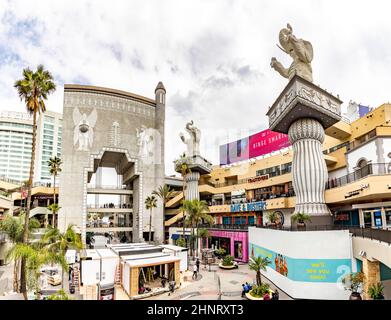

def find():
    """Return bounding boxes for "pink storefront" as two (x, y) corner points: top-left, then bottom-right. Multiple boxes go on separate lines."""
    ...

(206, 229), (249, 263)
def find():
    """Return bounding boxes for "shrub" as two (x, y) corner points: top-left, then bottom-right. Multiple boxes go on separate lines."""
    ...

(215, 248), (226, 258)
(368, 282), (384, 300)
(175, 237), (186, 248)
(249, 283), (270, 298)
(222, 255), (234, 266)
(46, 289), (71, 300)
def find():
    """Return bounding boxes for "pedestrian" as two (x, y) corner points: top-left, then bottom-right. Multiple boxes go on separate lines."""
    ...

(169, 280), (175, 293)
(196, 258), (200, 273)
(161, 277), (166, 288)
(241, 284), (246, 297)
(274, 289), (279, 300)
(192, 264), (198, 280)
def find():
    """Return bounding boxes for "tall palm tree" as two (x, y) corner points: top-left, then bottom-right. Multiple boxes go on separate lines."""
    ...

(182, 199), (212, 258)
(0, 213), (40, 292)
(14, 64), (56, 298)
(248, 256), (271, 287)
(40, 224), (82, 288)
(144, 195), (157, 243)
(152, 184), (174, 224)
(48, 156), (62, 227)
(175, 153), (191, 240)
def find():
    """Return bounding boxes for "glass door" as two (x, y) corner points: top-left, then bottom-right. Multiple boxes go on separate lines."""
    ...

(363, 211), (372, 228)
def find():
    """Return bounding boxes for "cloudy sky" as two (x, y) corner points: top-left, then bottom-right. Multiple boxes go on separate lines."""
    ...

(1, 0), (391, 175)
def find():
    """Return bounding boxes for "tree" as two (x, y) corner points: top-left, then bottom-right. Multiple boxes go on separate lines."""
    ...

(198, 228), (210, 250)
(6, 243), (67, 299)
(152, 184), (174, 241)
(248, 256), (271, 287)
(0, 213), (40, 292)
(175, 153), (191, 240)
(48, 156), (62, 227)
(144, 195), (157, 243)
(47, 204), (60, 229)
(14, 64), (56, 299)
(182, 199), (213, 258)
(40, 224), (82, 289)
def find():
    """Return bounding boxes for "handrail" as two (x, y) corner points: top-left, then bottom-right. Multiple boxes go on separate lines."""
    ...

(255, 224), (391, 244)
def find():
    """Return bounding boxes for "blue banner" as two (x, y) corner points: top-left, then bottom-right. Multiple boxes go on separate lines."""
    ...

(230, 201), (266, 212)
(249, 243), (352, 283)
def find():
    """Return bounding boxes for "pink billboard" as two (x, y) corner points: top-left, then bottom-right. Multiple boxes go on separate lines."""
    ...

(249, 129), (290, 159)
(220, 129), (290, 165)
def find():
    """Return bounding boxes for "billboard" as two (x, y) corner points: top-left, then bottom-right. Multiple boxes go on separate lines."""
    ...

(219, 129), (290, 165)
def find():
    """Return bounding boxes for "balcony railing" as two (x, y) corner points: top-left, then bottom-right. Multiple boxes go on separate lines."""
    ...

(256, 224), (391, 245)
(326, 163), (390, 189)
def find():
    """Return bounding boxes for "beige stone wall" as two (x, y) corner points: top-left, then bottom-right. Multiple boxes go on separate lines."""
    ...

(362, 258), (380, 300)
(129, 267), (139, 297)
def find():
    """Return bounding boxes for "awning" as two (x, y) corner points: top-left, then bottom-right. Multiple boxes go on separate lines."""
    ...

(171, 234), (189, 240)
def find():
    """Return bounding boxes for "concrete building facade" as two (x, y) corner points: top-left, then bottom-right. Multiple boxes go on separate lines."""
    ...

(58, 83), (166, 244)
(0, 110), (62, 183)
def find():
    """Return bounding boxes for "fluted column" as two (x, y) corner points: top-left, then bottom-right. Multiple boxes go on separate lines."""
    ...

(185, 172), (200, 201)
(288, 118), (331, 216)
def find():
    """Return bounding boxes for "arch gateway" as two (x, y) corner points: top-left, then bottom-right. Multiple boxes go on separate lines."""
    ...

(58, 83), (166, 244)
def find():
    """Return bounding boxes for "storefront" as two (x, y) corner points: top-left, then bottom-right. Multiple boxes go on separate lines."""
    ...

(207, 229), (248, 263)
(353, 202), (391, 230)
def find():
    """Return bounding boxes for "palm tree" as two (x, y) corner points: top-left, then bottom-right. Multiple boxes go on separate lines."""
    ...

(6, 243), (67, 299)
(144, 195), (157, 243)
(47, 203), (60, 230)
(0, 213), (40, 292)
(48, 156), (62, 227)
(40, 224), (82, 288)
(198, 227), (210, 251)
(182, 199), (212, 258)
(14, 64), (56, 298)
(152, 184), (174, 235)
(248, 256), (271, 287)
(175, 153), (191, 241)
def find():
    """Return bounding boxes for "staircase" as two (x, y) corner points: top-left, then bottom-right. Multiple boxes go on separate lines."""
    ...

(115, 263), (122, 285)
(73, 264), (80, 294)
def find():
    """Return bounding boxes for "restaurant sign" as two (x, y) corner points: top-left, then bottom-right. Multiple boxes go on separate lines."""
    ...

(231, 201), (267, 213)
(248, 175), (269, 183)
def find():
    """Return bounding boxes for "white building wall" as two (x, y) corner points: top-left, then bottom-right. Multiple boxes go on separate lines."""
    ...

(248, 227), (353, 300)
(346, 140), (377, 172)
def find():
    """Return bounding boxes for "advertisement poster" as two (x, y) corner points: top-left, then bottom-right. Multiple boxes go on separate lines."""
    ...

(249, 243), (351, 283)
(220, 129), (290, 165)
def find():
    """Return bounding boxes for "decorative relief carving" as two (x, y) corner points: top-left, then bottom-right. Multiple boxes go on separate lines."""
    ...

(64, 92), (155, 118)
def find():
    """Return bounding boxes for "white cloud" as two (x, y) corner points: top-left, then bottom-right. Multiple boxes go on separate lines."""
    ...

(1, 0), (391, 175)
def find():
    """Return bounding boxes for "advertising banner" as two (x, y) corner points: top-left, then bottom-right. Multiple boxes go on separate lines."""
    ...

(249, 243), (351, 283)
(219, 129), (290, 165)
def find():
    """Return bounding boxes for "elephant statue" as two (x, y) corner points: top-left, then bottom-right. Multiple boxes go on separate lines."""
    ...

(270, 23), (314, 82)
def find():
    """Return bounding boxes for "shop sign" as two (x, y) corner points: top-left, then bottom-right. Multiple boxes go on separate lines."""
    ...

(248, 175), (269, 183)
(231, 201), (266, 212)
(345, 184), (369, 199)
(335, 214), (349, 221)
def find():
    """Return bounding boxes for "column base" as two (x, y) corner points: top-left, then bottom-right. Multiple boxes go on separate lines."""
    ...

(294, 203), (331, 216)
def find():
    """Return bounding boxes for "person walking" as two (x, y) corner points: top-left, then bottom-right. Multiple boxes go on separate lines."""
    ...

(196, 258), (200, 273)
(192, 264), (198, 280)
(273, 289), (279, 300)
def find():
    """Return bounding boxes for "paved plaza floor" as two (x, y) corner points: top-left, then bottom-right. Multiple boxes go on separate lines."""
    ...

(145, 261), (292, 301)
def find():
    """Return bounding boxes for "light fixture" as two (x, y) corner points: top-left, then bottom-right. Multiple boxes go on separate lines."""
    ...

(359, 250), (366, 258)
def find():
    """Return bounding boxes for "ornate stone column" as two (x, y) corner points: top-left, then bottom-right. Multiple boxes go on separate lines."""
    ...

(266, 75), (342, 220)
(288, 118), (330, 215)
(185, 172), (201, 200)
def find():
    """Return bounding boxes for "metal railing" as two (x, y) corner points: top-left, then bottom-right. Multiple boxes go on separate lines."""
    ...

(326, 163), (390, 189)
(256, 224), (391, 245)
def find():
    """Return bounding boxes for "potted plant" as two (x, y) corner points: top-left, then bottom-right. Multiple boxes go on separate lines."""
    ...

(342, 272), (365, 300)
(248, 283), (273, 300)
(219, 255), (238, 269)
(291, 212), (311, 230)
(267, 212), (278, 228)
(368, 282), (385, 300)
